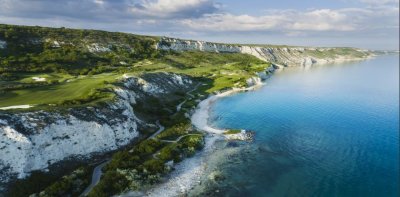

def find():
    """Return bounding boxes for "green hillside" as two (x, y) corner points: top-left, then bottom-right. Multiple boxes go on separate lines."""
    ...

(0, 24), (267, 109)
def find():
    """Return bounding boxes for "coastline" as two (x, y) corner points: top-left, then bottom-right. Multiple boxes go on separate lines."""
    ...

(142, 77), (267, 197)
(143, 134), (222, 197)
(189, 54), (377, 134)
(191, 84), (264, 134)
(141, 55), (376, 197)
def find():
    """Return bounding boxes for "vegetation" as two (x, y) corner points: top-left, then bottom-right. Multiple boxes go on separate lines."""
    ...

(0, 24), (268, 109)
(155, 51), (269, 93)
(89, 171), (129, 197)
(8, 171), (61, 197)
(1, 25), (263, 195)
(302, 48), (368, 59)
(0, 24), (159, 74)
(0, 73), (116, 108)
(224, 129), (242, 135)
(38, 167), (91, 197)
(156, 122), (190, 140)
(1, 24), (371, 196)
(8, 166), (91, 197)
(88, 125), (204, 196)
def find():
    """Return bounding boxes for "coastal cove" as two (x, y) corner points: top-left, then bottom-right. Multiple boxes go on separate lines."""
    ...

(187, 55), (399, 197)
(146, 55), (400, 197)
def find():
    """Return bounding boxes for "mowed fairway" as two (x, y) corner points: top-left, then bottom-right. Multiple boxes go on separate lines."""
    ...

(0, 52), (269, 108)
(0, 74), (118, 108)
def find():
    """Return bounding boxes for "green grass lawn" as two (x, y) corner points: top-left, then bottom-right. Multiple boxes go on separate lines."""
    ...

(0, 73), (118, 107)
(0, 51), (270, 108)
(153, 52), (270, 93)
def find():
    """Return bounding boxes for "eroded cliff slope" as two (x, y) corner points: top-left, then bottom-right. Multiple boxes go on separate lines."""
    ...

(0, 72), (193, 183)
(157, 37), (372, 66)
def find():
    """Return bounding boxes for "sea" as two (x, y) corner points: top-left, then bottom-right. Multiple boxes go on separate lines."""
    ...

(188, 55), (399, 197)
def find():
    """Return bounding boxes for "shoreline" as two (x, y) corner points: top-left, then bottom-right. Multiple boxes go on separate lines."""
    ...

(141, 55), (376, 197)
(191, 83), (264, 134)
(142, 77), (267, 197)
(143, 134), (222, 197)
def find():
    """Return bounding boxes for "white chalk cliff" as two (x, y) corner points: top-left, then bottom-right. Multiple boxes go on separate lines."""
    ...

(0, 73), (193, 183)
(157, 37), (372, 67)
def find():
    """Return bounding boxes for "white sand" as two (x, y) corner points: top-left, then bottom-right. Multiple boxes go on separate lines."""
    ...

(0, 105), (32, 110)
(143, 81), (264, 197)
(191, 84), (263, 134)
(32, 77), (46, 82)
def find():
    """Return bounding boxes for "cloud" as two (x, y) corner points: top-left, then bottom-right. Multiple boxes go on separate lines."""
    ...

(0, 0), (219, 21)
(181, 6), (398, 33)
(1, 0), (396, 33)
(0, 0), (398, 49)
(359, 0), (399, 5)
(0, 0), (132, 21)
(130, 0), (219, 18)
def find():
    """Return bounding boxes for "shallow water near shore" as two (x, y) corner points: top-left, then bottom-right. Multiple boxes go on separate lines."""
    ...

(189, 55), (399, 197)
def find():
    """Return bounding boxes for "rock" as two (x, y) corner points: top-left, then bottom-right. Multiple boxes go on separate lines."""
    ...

(225, 130), (254, 141)
(157, 37), (371, 66)
(224, 130), (255, 141)
(208, 171), (225, 182)
(0, 72), (194, 184)
(246, 77), (262, 87)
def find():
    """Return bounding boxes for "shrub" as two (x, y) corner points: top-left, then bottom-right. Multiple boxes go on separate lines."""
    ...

(89, 171), (129, 197)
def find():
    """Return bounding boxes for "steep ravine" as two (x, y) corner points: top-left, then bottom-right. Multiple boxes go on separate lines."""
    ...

(0, 72), (194, 185)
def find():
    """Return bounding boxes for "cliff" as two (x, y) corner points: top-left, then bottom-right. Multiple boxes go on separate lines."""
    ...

(157, 37), (373, 67)
(0, 72), (193, 183)
(0, 25), (374, 194)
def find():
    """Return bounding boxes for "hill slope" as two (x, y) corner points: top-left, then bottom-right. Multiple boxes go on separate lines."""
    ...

(0, 24), (374, 196)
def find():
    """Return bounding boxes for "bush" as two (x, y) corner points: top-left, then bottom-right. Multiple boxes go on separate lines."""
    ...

(142, 159), (165, 174)
(134, 139), (163, 156)
(179, 135), (204, 151)
(158, 144), (180, 162)
(156, 122), (190, 140)
(8, 171), (59, 197)
(89, 171), (129, 197)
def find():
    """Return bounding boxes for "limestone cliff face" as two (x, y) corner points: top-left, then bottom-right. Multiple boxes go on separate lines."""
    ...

(157, 37), (372, 67)
(0, 72), (193, 183)
(0, 35), (372, 184)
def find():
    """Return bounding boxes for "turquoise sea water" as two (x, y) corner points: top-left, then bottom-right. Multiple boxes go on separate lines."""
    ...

(192, 55), (399, 197)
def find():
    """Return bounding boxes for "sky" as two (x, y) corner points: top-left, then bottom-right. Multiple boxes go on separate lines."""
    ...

(0, 0), (399, 50)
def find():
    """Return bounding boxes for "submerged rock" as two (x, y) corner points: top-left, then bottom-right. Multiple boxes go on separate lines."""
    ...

(208, 171), (225, 182)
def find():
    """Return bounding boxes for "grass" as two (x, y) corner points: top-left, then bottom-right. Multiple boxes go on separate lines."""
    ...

(302, 48), (368, 59)
(1, 24), (374, 196)
(224, 129), (242, 135)
(153, 51), (270, 93)
(0, 73), (119, 107)
(0, 51), (269, 109)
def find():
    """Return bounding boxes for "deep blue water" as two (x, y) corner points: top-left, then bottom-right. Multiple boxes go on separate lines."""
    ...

(199, 56), (399, 197)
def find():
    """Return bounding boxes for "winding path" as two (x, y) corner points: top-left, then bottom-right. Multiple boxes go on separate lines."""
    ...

(80, 160), (111, 196)
(152, 134), (203, 159)
(159, 134), (202, 143)
(149, 120), (165, 139)
(175, 83), (201, 113)
(80, 82), (201, 195)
